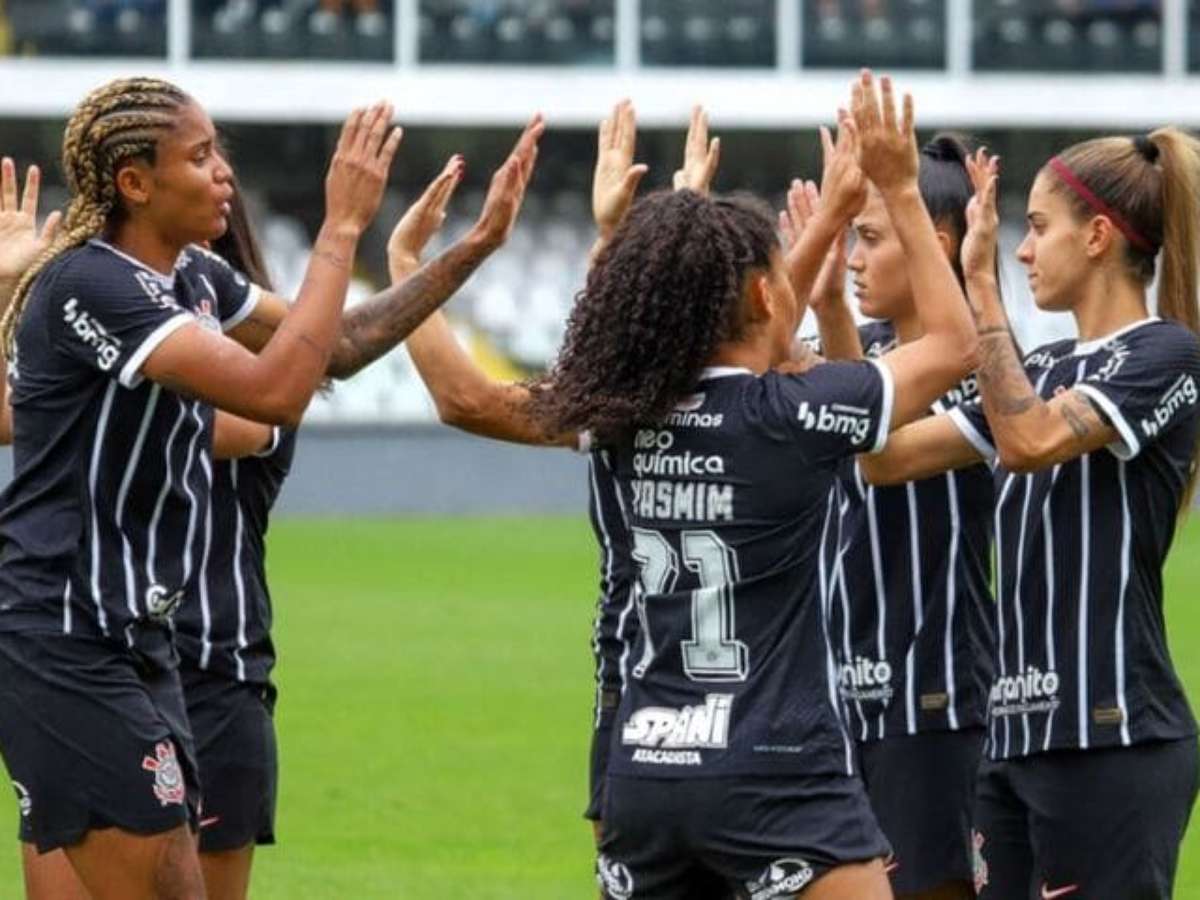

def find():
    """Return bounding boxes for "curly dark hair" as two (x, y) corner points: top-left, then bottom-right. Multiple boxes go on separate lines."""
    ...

(530, 189), (778, 440)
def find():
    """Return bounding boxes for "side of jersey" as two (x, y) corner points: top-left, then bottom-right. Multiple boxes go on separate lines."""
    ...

(0, 241), (260, 668)
(947, 319), (1200, 760)
(176, 429), (296, 685)
(609, 361), (893, 778)
(825, 321), (995, 741)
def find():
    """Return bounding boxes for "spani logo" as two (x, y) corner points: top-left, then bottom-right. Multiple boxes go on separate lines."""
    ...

(746, 858), (814, 899)
(596, 854), (634, 899)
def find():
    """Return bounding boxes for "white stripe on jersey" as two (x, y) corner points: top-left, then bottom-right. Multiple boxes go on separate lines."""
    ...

(865, 484), (887, 739)
(818, 489), (856, 775)
(1116, 461), (1132, 745)
(904, 483), (922, 735)
(1041, 465), (1063, 752)
(1014, 473), (1036, 756)
(231, 461), (251, 683)
(61, 579), (71, 634)
(88, 381), (118, 635)
(993, 471), (1018, 759)
(146, 400), (189, 584)
(943, 471), (961, 731)
(1078, 450), (1092, 750)
(116, 385), (162, 618)
(607, 454), (639, 694)
(197, 450), (215, 669)
(179, 404), (206, 582)
(588, 454), (615, 729)
(833, 495), (865, 739)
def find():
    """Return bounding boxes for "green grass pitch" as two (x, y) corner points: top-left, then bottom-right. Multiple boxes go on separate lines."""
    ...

(1, 514), (1199, 897)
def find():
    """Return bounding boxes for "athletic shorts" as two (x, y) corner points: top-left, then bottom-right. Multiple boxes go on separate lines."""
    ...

(181, 668), (278, 853)
(598, 773), (890, 899)
(0, 630), (199, 853)
(973, 737), (1199, 900)
(584, 698), (619, 822)
(856, 727), (985, 895)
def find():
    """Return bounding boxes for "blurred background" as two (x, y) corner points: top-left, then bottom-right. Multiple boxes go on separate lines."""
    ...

(0, 0), (1192, 502)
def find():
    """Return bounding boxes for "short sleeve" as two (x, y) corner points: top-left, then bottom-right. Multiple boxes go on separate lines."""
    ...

(189, 247), (262, 332)
(945, 398), (996, 462)
(46, 263), (194, 390)
(1073, 322), (1200, 461)
(760, 358), (895, 463)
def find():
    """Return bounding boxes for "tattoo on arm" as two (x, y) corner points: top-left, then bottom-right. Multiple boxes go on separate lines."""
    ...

(328, 240), (488, 379)
(977, 329), (1039, 416)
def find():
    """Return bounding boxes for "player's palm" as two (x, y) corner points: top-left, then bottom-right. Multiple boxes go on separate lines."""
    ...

(851, 70), (918, 195)
(473, 115), (545, 249)
(0, 159), (62, 288)
(672, 105), (720, 195)
(962, 147), (1001, 280)
(387, 155), (464, 282)
(593, 100), (648, 237)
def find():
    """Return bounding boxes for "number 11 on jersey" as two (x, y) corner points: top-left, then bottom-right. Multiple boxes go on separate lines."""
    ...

(631, 528), (749, 683)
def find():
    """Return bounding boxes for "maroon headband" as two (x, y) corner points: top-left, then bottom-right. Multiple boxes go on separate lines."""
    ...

(1047, 156), (1156, 254)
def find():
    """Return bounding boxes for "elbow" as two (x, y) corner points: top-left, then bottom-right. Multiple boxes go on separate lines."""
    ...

(433, 390), (485, 432)
(996, 437), (1045, 474)
(253, 388), (307, 429)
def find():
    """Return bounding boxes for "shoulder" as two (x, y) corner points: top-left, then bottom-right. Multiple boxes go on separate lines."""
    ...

(1020, 338), (1075, 372)
(181, 244), (248, 285)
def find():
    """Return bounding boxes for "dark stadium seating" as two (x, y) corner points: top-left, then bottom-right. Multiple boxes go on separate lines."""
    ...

(804, 0), (945, 70)
(6, 0), (166, 57)
(641, 0), (775, 68)
(192, 0), (394, 61)
(418, 0), (615, 66)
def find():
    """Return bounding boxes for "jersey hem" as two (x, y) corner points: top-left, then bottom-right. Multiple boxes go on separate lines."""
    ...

(221, 284), (263, 333)
(866, 358), (896, 454)
(1073, 383), (1140, 460)
(118, 313), (194, 389)
(946, 406), (996, 461)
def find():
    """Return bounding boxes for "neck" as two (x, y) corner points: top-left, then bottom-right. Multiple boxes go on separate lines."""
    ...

(891, 308), (923, 345)
(109, 220), (183, 276)
(1071, 268), (1149, 342)
(708, 338), (772, 375)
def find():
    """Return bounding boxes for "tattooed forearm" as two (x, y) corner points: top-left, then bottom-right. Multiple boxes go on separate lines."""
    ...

(978, 330), (1039, 416)
(328, 239), (490, 379)
(1060, 397), (1091, 439)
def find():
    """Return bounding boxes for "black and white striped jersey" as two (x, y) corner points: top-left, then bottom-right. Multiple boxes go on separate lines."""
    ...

(824, 322), (995, 742)
(607, 362), (894, 779)
(175, 430), (295, 686)
(0, 240), (260, 669)
(946, 318), (1200, 761)
(587, 448), (638, 730)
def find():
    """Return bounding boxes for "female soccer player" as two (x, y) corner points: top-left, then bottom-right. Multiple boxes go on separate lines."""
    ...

(523, 71), (976, 899)
(858, 131), (1200, 898)
(793, 135), (994, 900)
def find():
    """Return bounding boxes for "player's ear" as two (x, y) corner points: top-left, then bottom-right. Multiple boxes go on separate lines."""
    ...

(742, 271), (773, 324)
(114, 159), (153, 211)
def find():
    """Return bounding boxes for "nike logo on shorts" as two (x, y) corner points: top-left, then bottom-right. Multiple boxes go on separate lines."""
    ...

(199, 816), (221, 829)
(1041, 884), (1079, 899)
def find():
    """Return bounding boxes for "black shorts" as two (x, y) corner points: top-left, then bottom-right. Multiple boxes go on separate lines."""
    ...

(0, 630), (199, 853)
(181, 668), (278, 854)
(585, 701), (619, 822)
(856, 727), (985, 894)
(598, 773), (890, 899)
(974, 737), (1199, 900)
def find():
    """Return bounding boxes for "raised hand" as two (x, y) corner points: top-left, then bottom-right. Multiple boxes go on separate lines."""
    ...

(471, 113), (545, 250)
(850, 69), (918, 195)
(324, 101), (405, 235)
(387, 155), (465, 282)
(962, 147), (1001, 282)
(0, 158), (62, 291)
(673, 105), (720, 195)
(779, 179), (848, 316)
(818, 110), (867, 225)
(592, 100), (648, 240)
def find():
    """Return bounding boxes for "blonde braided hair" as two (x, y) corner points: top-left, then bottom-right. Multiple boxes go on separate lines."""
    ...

(2, 77), (188, 354)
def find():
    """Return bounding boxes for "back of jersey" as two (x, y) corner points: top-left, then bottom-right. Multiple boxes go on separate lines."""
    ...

(608, 361), (893, 779)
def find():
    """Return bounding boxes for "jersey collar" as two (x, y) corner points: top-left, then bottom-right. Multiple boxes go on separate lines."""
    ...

(88, 239), (184, 287)
(698, 366), (754, 381)
(1073, 316), (1159, 356)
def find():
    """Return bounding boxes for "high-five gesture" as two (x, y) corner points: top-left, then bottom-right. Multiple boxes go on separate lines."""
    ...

(387, 155), (465, 282)
(961, 147), (1001, 282)
(0, 158), (62, 302)
(325, 101), (405, 235)
(850, 70), (918, 195)
(673, 105), (721, 195)
(818, 111), (867, 225)
(779, 178), (848, 317)
(593, 100), (648, 241)
(472, 113), (545, 250)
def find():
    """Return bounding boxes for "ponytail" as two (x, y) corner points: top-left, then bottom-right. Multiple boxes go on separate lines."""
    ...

(1147, 127), (1200, 339)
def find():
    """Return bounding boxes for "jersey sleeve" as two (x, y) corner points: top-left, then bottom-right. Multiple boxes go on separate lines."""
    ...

(190, 247), (263, 332)
(1073, 322), (1200, 460)
(46, 261), (195, 390)
(760, 359), (895, 463)
(945, 397), (996, 462)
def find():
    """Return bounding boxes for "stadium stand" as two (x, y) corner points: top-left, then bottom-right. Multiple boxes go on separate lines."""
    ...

(5, 0), (166, 56)
(804, 0), (945, 69)
(192, 0), (393, 59)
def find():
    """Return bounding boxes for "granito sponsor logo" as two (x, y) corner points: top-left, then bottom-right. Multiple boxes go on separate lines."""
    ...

(596, 855), (634, 899)
(746, 858), (815, 899)
(838, 656), (894, 703)
(1140, 373), (1198, 439)
(62, 298), (122, 371)
(623, 694), (732, 750)
(990, 666), (1061, 716)
(796, 400), (873, 446)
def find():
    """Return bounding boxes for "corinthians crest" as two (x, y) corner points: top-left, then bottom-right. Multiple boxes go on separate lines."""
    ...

(142, 741), (185, 807)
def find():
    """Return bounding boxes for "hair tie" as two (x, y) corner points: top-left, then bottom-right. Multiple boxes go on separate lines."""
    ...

(1047, 156), (1156, 254)
(1132, 134), (1160, 164)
